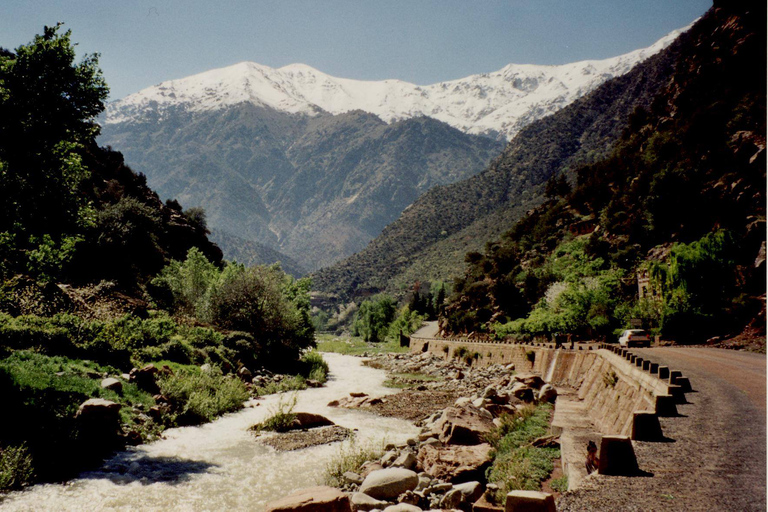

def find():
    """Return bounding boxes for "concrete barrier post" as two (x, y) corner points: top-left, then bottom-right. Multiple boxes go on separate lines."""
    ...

(631, 411), (664, 441)
(655, 394), (678, 416)
(675, 377), (692, 393)
(635, 357), (644, 368)
(669, 370), (683, 385)
(658, 366), (670, 379)
(641, 360), (650, 371)
(649, 362), (659, 374)
(505, 491), (556, 512)
(630, 354), (636, 363)
(668, 384), (686, 404)
(598, 435), (639, 476)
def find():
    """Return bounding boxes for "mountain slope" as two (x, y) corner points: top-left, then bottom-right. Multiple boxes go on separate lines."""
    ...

(313, 22), (689, 299)
(105, 26), (686, 141)
(100, 107), (504, 270)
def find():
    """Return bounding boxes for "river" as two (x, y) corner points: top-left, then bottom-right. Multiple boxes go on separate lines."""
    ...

(0, 353), (419, 511)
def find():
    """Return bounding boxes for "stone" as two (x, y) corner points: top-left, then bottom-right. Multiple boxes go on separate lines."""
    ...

(440, 488), (464, 509)
(291, 412), (335, 430)
(416, 475), (431, 491)
(483, 386), (497, 399)
(359, 468), (419, 500)
(265, 486), (352, 512)
(350, 492), (388, 512)
(306, 379), (323, 388)
(100, 377), (122, 393)
(383, 505), (421, 512)
(360, 462), (385, 478)
(200, 363), (212, 373)
(537, 384), (557, 404)
(381, 450), (399, 467)
(434, 405), (495, 445)
(598, 435), (639, 476)
(472, 398), (487, 408)
(350, 392), (368, 398)
(237, 366), (253, 382)
(453, 481), (483, 503)
(397, 490), (420, 505)
(343, 471), (364, 486)
(129, 364), (159, 394)
(76, 398), (122, 421)
(393, 451), (418, 471)
(417, 443), (493, 483)
(510, 383), (534, 403)
(514, 374), (545, 389)
(473, 495), (504, 512)
(504, 490), (556, 512)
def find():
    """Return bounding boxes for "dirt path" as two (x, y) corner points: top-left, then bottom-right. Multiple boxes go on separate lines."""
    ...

(558, 347), (766, 512)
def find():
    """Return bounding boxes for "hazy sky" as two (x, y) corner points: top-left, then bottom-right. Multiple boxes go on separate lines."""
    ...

(2, 1), (711, 101)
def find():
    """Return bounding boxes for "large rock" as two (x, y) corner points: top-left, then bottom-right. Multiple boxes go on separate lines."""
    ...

(434, 404), (495, 445)
(350, 492), (388, 512)
(129, 364), (159, 394)
(537, 384), (557, 404)
(100, 377), (123, 393)
(75, 398), (122, 422)
(383, 505), (421, 512)
(504, 490), (556, 512)
(265, 486), (351, 512)
(454, 481), (484, 503)
(514, 374), (545, 389)
(291, 412), (335, 430)
(359, 468), (419, 500)
(417, 443), (493, 483)
(510, 383), (534, 403)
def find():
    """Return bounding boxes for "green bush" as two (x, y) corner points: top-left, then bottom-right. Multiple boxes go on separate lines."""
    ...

(253, 394), (297, 433)
(0, 443), (34, 492)
(352, 295), (396, 343)
(323, 438), (384, 488)
(300, 350), (329, 383)
(158, 367), (248, 425)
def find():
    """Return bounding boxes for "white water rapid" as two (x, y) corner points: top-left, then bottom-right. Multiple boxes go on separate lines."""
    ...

(0, 353), (419, 511)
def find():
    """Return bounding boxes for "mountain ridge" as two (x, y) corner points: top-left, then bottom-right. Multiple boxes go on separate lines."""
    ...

(105, 24), (689, 141)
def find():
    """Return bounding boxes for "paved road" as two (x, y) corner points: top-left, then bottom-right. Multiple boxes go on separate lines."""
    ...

(558, 347), (766, 512)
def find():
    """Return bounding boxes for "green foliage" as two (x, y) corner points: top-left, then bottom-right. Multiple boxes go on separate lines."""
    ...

(486, 404), (560, 500)
(550, 475), (569, 493)
(323, 438), (385, 488)
(253, 394), (297, 433)
(387, 306), (425, 339)
(0, 444), (34, 492)
(352, 294), (396, 343)
(151, 247), (219, 318)
(299, 350), (329, 383)
(26, 234), (82, 282)
(158, 366), (248, 426)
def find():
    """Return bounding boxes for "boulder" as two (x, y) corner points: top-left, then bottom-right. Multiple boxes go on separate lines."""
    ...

(537, 385), (557, 404)
(237, 366), (253, 382)
(343, 472), (364, 486)
(291, 412), (335, 430)
(75, 398), (122, 422)
(440, 488), (464, 509)
(129, 364), (159, 394)
(514, 374), (545, 389)
(434, 405), (495, 445)
(265, 486), (351, 512)
(350, 492), (388, 512)
(359, 462), (385, 478)
(454, 481), (483, 503)
(100, 377), (122, 393)
(393, 451), (417, 471)
(417, 443), (493, 483)
(511, 383), (534, 403)
(359, 468), (419, 500)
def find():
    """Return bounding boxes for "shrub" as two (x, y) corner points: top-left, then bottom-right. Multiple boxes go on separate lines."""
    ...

(300, 351), (329, 383)
(0, 444), (34, 492)
(158, 367), (248, 425)
(323, 438), (384, 487)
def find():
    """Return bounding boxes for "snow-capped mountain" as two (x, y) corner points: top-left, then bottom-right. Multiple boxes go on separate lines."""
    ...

(105, 24), (689, 140)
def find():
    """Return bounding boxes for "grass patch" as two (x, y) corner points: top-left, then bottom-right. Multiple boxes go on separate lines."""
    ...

(252, 394), (298, 433)
(322, 438), (385, 487)
(315, 333), (408, 355)
(254, 375), (308, 396)
(485, 403), (560, 503)
(550, 475), (568, 493)
(300, 350), (329, 383)
(383, 372), (443, 389)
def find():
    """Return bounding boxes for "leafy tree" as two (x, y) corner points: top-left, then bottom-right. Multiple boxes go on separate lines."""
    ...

(352, 295), (396, 342)
(0, 23), (108, 238)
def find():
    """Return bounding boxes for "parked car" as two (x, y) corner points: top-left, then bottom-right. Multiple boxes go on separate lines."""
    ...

(618, 329), (651, 347)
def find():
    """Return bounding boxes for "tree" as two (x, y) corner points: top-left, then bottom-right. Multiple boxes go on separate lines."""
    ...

(0, 23), (108, 237)
(352, 295), (396, 342)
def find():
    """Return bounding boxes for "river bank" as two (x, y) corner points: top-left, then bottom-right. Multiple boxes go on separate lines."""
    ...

(0, 354), (418, 511)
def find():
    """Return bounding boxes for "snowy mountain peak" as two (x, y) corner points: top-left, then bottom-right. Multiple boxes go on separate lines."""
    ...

(106, 23), (692, 140)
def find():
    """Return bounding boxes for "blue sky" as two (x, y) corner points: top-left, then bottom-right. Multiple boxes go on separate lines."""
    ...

(2, 1), (711, 101)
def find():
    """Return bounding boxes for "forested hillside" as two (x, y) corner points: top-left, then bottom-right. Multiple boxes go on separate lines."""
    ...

(0, 25), (321, 489)
(442, 1), (765, 346)
(313, 16), (686, 300)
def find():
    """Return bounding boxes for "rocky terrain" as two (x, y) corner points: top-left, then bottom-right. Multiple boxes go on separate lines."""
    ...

(266, 351), (560, 511)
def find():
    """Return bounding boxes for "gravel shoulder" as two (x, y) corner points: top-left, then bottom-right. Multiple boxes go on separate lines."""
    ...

(558, 347), (766, 512)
